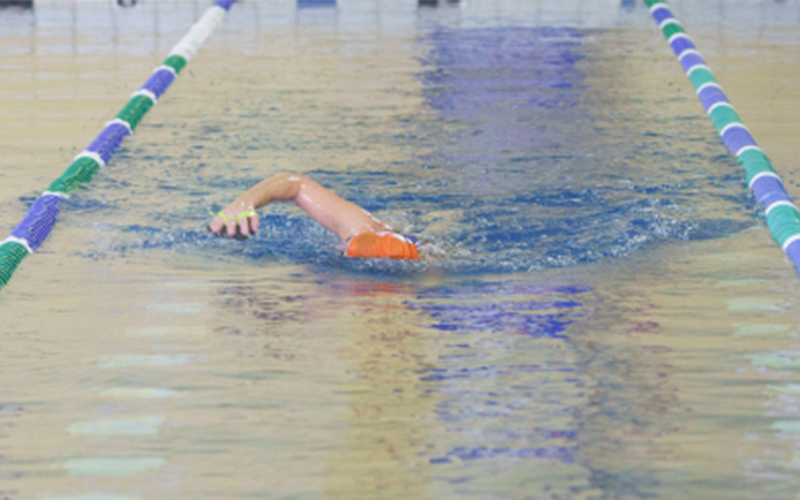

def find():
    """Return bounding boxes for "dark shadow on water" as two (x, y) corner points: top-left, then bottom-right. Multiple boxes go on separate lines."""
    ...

(0, 0), (32, 9)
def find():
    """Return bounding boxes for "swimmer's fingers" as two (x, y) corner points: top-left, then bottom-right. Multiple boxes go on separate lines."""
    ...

(226, 217), (239, 238)
(208, 208), (256, 239)
(208, 215), (226, 234)
(235, 210), (258, 238)
(237, 216), (251, 238)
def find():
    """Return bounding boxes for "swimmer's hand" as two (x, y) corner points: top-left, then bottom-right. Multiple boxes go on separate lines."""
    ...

(208, 205), (259, 239)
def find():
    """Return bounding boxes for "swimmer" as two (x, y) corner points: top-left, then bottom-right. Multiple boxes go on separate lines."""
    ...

(208, 172), (419, 260)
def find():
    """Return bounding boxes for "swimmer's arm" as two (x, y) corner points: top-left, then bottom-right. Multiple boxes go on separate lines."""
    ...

(209, 172), (390, 240)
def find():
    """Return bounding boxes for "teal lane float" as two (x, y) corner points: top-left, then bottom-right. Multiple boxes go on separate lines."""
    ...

(645, 0), (800, 276)
(0, 0), (236, 291)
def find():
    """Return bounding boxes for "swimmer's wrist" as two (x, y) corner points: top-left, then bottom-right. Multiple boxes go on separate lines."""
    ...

(231, 196), (256, 212)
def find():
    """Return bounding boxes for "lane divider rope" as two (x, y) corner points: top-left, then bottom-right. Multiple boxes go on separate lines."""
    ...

(0, 0), (236, 291)
(644, 0), (800, 277)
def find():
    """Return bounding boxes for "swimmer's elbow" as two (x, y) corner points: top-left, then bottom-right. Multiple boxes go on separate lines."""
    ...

(268, 172), (306, 201)
(271, 172), (305, 185)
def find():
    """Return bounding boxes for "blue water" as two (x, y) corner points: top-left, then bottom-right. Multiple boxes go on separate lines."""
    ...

(411, 281), (589, 477)
(71, 22), (754, 275)
(3, 2), (800, 499)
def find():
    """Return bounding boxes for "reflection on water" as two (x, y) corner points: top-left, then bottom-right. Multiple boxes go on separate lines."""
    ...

(1, 0), (800, 499)
(408, 281), (593, 497)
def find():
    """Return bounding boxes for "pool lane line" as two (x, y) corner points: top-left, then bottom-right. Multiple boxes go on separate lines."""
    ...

(0, 0), (236, 291)
(645, 0), (800, 277)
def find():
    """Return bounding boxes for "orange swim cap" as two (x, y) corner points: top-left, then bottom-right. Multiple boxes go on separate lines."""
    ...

(345, 232), (420, 260)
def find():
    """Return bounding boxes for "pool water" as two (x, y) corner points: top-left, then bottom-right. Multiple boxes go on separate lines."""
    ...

(2, 0), (800, 498)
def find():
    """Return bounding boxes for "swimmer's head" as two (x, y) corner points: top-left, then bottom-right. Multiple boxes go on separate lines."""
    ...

(345, 232), (420, 260)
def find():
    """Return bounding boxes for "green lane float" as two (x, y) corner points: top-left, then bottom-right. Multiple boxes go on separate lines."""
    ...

(0, 0), (236, 291)
(645, 0), (800, 276)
